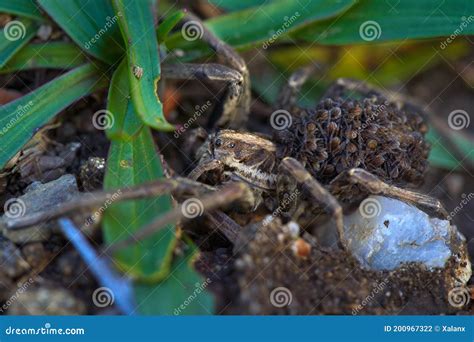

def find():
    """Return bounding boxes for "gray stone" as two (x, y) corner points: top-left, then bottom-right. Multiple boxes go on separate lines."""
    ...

(1, 174), (79, 243)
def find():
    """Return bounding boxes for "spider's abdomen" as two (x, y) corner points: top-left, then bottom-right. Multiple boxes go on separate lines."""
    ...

(274, 94), (430, 187)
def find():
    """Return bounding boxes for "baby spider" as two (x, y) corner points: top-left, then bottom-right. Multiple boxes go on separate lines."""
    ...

(160, 15), (449, 248)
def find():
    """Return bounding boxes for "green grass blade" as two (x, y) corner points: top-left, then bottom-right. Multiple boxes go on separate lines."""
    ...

(0, 42), (87, 73)
(208, 0), (269, 11)
(103, 123), (176, 281)
(0, 64), (107, 169)
(113, 0), (173, 131)
(0, 18), (38, 68)
(106, 59), (143, 141)
(0, 0), (44, 21)
(291, 0), (474, 44)
(38, 0), (124, 64)
(157, 10), (185, 44)
(427, 128), (474, 170)
(134, 240), (214, 315)
(166, 0), (356, 50)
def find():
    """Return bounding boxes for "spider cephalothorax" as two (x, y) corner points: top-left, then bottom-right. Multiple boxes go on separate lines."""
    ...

(195, 130), (278, 191)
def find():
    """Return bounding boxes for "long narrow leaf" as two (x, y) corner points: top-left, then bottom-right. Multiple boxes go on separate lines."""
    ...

(113, 0), (173, 131)
(0, 64), (107, 169)
(38, 0), (124, 64)
(102, 104), (175, 281)
(0, 42), (87, 73)
(427, 128), (474, 170)
(166, 0), (356, 50)
(0, 0), (44, 21)
(106, 59), (143, 141)
(208, 0), (269, 11)
(291, 0), (474, 44)
(0, 18), (38, 68)
(157, 10), (185, 44)
(103, 65), (176, 281)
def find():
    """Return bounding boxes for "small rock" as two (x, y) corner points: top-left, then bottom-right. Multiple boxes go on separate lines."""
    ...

(7, 287), (86, 315)
(1, 174), (79, 243)
(292, 238), (311, 259)
(287, 221), (300, 238)
(58, 142), (81, 166)
(37, 24), (52, 40)
(20, 155), (66, 183)
(342, 195), (471, 284)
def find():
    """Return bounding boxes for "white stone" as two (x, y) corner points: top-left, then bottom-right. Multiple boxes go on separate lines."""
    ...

(342, 195), (467, 272)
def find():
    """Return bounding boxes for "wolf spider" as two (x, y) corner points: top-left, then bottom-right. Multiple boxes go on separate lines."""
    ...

(153, 14), (449, 248)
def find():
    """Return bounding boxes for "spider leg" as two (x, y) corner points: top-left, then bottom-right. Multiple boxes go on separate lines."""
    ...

(187, 159), (224, 181)
(279, 157), (344, 242)
(277, 64), (320, 111)
(330, 168), (449, 219)
(162, 13), (250, 129)
(205, 210), (241, 244)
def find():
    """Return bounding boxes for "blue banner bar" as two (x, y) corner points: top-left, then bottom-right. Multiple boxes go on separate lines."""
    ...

(0, 316), (472, 342)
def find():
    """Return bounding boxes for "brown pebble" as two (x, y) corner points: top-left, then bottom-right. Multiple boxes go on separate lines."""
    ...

(293, 238), (311, 259)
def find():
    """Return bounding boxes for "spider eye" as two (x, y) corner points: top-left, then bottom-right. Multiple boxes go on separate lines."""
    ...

(228, 142), (235, 148)
(214, 138), (222, 147)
